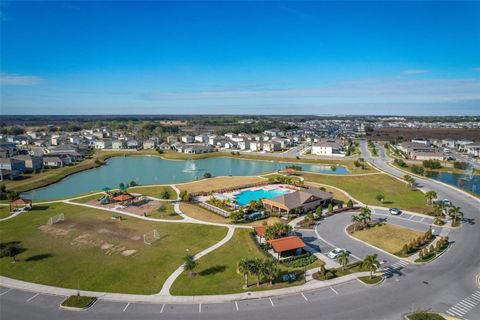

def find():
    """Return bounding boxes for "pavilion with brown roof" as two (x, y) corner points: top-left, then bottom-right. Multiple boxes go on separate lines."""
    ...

(267, 236), (306, 259)
(262, 188), (333, 215)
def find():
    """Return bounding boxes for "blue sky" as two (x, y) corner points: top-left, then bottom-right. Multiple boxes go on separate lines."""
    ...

(1, 1), (479, 115)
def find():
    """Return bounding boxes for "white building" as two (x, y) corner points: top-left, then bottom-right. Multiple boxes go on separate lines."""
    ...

(181, 135), (194, 143)
(311, 139), (345, 157)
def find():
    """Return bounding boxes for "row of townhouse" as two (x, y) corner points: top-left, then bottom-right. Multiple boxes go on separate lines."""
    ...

(430, 139), (480, 157)
(395, 141), (447, 161)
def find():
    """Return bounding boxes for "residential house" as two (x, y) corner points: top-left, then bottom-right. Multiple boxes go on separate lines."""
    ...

(311, 139), (345, 157)
(263, 141), (281, 152)
(112, 140), (126, 150)
(166, 135), (178, 144)
(250, 141), (262, 152)
(94, 139), (112, 149)
(158, 143), (172, 150)
(181, 135), (194, 143)
(238, 140), (250, 150)
(12, 155), (43, 172)
(0, 158), (26, 173)
(195, 135), (208, 143)
(126, 140), (139, 149)
(465, 144), (480, 157)
(143, 140), (156, 149)
(178, 144), (214, 154)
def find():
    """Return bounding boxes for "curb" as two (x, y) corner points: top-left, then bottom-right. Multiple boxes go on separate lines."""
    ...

(59, 296), (98, 311)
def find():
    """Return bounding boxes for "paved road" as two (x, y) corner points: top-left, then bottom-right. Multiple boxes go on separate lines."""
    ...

(1, 142), (479, 320)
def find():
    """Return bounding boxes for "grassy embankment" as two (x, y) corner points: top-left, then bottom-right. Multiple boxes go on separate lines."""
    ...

(160, 150), (369, 174)
(4, 149), (159, 194)
(171, 228), (322, 295)
(0, 202), (226, 294)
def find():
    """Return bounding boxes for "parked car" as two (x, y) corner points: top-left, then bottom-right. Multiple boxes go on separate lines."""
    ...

(389, 208), (402, 215)
(441, 199), (452, 206)
(327, 248), (346, 259)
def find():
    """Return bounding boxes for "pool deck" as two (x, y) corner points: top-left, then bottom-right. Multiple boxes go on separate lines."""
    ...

(214, 184), (299, 206)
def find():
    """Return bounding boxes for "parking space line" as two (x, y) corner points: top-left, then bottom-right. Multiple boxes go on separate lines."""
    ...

(160, 304), (165, 313)
(0, 288), (12, 297)
(419, 217), (425, 222)
(408, 215), (415, 220)
(199, 303), (202, 313)
(122, 302), (130, 312)
(301, 293), (309, 301)
(235, 301), (239, 311)
(330, 287), (339, 295)
(26, 293), (39, 302)
(269, 298), (274, 306)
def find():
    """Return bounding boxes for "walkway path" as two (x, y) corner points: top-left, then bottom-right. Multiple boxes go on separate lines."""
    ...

(158, 226), (236, 296)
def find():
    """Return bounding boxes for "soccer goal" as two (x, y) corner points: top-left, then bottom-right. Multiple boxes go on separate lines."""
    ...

(48, 213), (64, 225)
(144, 229), (160, 245)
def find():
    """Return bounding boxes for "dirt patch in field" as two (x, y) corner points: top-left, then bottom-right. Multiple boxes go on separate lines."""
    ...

(38, 219), (142, 256)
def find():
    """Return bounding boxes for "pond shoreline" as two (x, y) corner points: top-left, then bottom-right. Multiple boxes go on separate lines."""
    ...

(21, 154), (351, 201)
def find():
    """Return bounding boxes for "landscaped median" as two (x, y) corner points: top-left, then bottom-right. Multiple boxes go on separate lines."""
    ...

(60, 295), (97, 310)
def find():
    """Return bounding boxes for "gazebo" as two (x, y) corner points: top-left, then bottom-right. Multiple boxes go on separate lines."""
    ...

(113, 194), (133, 203)
(10, 198), (33, 211)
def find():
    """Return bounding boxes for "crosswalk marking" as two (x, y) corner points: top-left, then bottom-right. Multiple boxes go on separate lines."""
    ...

(381, 260), (409, 277)
(445, 290), (480, 318)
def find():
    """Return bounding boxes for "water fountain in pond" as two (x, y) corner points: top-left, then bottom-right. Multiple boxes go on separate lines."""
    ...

(183, 157), (198, 173)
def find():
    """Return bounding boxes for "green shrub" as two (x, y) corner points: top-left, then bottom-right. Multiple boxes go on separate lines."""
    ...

(453, 161), (468, 170)
(411, 165), (425, 175)
(280, 253), (318, 268)
(422, 160), (442, 169)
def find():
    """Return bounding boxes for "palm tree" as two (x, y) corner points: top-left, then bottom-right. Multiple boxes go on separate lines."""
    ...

(338, 251), (350, 271)
(238, 258), (251, 288)
(425, 191), (437, 205)
(360, 206), (372, 227)
(260, 259), (279, 286)
(351, 214), (362, 232)
(183, 254), (197, 277)
(250, 258), (264, 287)
(362, 254), (381, 279)
(448, 206), (464, 226)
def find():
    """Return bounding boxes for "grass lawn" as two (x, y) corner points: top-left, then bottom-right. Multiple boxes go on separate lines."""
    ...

(147, 202), (182, 220)
(177, 176), (267, 194)
(61, 296), (97, 309)
(0, 202), (227, 294)
(300, 172), (430, 214)
(70, 193), (105, 203)
(351, 223), (424, 255)
(129, 185), (176, 199)
(3, 149), (160, 194)
(265, 173), (353, 203)
(0, 206), (13, 219)
(170, 229), (316, 295)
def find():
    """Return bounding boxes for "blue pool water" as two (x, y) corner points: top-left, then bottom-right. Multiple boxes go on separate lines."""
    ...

(235, 188), (289, 206)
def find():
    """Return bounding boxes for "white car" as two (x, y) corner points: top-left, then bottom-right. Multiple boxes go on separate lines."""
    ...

(327, 248), (346, 259)
(389, 208), (402, 215)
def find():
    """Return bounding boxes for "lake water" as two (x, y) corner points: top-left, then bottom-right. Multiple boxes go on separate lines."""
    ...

(23, 156), (349, 200)
(425, 171), (479, 195)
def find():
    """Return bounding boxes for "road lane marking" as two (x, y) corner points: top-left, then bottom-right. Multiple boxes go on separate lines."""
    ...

(26, 293), (39, 302)
(269, 298), (274, 306)
(301, 293), (308, 301)
(330, 287), (339, 295)
(199, 304), (201, 313)
(235, 301), (239, 311)
(123, 302), (130, 312)
(160, 304), (165, 313)
(0, 289), (12, 296)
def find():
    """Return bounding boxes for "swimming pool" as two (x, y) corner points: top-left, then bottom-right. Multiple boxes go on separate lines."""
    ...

(234, 188), (290, 206)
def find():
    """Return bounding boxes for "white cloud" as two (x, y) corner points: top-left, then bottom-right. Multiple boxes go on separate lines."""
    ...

(401, 69), (430, 75)
(0, 72), (43, 85)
